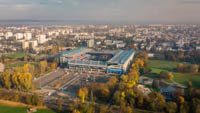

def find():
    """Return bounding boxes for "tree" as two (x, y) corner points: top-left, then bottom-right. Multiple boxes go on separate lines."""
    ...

(57, 99), (63, 112)
(14, 93), (20, 102)
(137, 94), (143, 108)
(160, 71), (173, 80)
(190, 98), (200, 113)
(177, 63), (184, 72)
(99, 105), (108, 113)
(0, 71), (12, 89)
(152, 79), (159, 88)
(178, 96), (185, 105)
(11, 71), (33, 91)
(165, 102), (177, 113)
(32, 93), (39, 105)
(120, 106), (133, 113)
(93, 84), (110, 101)
(12, 72), (21, 89)
(187, 81), (192, 89)
(51, 62), (57, 71)
(21, 73), (33, 90)
(26, 94), (32, 105)
(39, 60), (48, 74)
(192, 64), (199, 73)
(107, 76), (118, 89)
(73, 109), (80, 113)
(138, 51), (148, 62)
(135, 58), (144, 68)
(77, 87), (88, 103)
(51, 45), (59, 55)
(113, 91), (121, 105)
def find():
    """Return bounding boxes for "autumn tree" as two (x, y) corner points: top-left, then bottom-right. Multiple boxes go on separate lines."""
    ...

(73, 109), (81, 113)
(39, 60), (48, 74)
(77, 87), (88, 103)
(0, 70), (12, 89)
(12, 71), (33, 91)
(32, 93), (39, 105)
(26, 94), (32, 105)
(160, 71), (173, 80)
(57, 99), (63, 112)
(165, 102), (177, 113)
(51, 62), (57, 71)
(107, 76), (118, 89)
(136, 94), (143, 108)
(99, 105), (108, 113)
(190, 98), (200, 113)
(152, 79), (159, 88)
(177, 63), (184, 72)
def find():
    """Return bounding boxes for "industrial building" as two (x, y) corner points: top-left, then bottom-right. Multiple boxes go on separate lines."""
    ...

(59, 47), (135, 74)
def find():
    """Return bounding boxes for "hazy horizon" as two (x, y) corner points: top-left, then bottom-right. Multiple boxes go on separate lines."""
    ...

(0, 0), (200, 24)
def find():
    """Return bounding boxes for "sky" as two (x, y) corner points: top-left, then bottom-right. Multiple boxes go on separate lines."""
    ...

(0, 0), (200, 24)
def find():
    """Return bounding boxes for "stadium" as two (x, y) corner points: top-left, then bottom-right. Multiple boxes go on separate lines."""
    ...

(59, 47), (135, 74)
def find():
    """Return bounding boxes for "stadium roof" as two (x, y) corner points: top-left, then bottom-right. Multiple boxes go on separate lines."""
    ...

(60, 47), (92, 57)
(108, 49), (134, 64)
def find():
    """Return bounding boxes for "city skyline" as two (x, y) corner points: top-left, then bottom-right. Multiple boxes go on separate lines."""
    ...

(0, 0), (200, 24)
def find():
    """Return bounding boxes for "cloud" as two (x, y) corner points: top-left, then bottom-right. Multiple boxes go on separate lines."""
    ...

(0, 0), (200, 23)
(180, 0), (200, 4)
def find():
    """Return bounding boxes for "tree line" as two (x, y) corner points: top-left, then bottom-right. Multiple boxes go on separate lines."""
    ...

(176, 63), (199, 73)
(0, 89), (44, 106)
(0, 60), (57, 91)
(68, 51), (200, 113)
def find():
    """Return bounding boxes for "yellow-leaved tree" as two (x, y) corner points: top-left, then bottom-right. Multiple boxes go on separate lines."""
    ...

(77, 87), (88, 103)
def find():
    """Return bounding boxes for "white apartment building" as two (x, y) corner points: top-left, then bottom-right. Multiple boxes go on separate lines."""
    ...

(0, 32), (4, 36)
(24, 33), (32, 40)
(15, 33), (24, 40)
(38, 34), (46, 44)
(29, 40), (38, 49)
(22, 41), (29, 49)
(5, 32), (13, 39)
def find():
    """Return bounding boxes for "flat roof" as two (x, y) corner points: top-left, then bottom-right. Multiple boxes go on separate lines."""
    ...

(60, 47), (92, 57)
(108, 49), (134, 64)
(60, 47), (134, 65)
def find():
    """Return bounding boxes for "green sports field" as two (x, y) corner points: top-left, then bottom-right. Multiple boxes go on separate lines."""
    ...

(147, 59), (200, 89)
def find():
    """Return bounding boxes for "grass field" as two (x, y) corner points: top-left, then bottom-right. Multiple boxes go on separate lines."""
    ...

(6, 61), (39, 68)
(0, 104), (58, 113)
(147, 59), (200, 89)
(149, 60), (180, 72)
(6, 61), (28, 68)
(5, 52), (29, 59)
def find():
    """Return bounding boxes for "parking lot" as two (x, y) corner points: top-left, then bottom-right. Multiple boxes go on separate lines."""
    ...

(34, 67), (112, 97)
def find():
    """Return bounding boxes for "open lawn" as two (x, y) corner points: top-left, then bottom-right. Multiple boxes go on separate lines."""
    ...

(146, 59), (200, 89)
(0, 104), (59, 113)
(149, 60), (180, 72)
(6, 61), (39, 68)
(173, 73), (200, 89)
(6, 61), (28, 68)
(5, 52), (29, 59)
